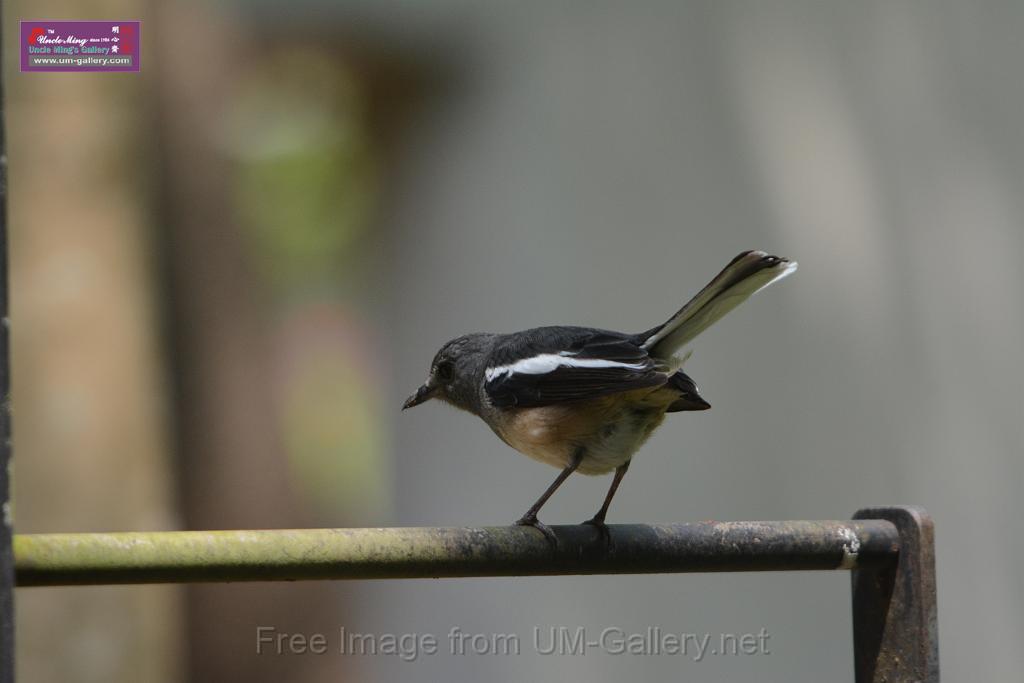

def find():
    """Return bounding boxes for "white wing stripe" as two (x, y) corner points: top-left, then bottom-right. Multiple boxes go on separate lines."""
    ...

(484, 352), (647, 382)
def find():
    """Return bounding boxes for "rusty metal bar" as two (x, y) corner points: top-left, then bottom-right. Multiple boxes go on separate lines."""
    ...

(15, 520), (899, 587)
(852, 506), (939, 683)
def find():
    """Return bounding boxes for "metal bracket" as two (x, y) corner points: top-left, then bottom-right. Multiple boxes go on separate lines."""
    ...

(852, 506), (939, 683)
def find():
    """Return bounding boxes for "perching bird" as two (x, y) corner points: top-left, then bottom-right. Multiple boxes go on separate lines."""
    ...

(403, 250), (796, 542)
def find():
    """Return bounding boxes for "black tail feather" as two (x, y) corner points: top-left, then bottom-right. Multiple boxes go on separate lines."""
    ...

(637, 250), (796, 359)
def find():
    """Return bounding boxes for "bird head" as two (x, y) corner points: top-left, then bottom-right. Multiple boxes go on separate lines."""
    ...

(403, 333), (494, 412)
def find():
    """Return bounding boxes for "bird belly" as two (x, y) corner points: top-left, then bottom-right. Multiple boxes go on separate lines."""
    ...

(578, 409), (666, 474)
(491, 389), (673, 475)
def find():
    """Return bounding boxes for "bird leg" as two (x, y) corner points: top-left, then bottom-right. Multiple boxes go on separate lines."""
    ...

(515, 448), (584, 545)
(582, 459), (631, 543)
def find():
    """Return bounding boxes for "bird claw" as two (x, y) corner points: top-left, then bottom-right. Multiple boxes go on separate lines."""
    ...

(515, 514), (559, 547)
(582, 516), (612, 547)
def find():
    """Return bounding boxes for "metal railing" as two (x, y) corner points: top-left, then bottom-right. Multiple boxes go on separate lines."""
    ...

(13, 505), (939, 682)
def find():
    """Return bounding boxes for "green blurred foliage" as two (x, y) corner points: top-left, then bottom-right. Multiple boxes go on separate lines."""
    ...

(227, 47), (379, 293)
(225, 46), (390, 522)
(282, 327), (391, 523)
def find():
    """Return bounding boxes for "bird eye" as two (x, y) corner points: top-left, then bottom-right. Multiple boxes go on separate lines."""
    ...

(436, 360), (454, 381)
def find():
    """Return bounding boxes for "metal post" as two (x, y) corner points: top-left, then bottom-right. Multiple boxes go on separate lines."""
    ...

(0, 3), (12, 679)
(852, 506), (939, 683)
(0, 2), (13, 679)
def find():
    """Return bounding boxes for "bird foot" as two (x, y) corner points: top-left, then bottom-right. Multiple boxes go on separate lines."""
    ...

(582, 516), (612, 547)
(515, 514), (559, 547)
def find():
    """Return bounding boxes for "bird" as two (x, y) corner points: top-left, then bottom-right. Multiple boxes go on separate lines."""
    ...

(402, 250), (797, 543)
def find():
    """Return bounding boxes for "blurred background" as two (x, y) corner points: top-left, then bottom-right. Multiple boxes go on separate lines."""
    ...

(8, 1), (1023, 681)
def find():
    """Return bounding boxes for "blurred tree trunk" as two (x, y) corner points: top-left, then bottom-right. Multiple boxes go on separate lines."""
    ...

(152, 6), (355, 682)
(9, 0), (182, 681)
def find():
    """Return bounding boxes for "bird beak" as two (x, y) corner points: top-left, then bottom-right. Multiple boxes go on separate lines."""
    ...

(402, 382), (437, 410)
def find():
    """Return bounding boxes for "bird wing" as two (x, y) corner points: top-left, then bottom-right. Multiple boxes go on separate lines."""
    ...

(484, 327), (669, 408)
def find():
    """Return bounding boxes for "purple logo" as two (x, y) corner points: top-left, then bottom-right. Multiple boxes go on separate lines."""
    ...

(21, 21), (140, 72)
